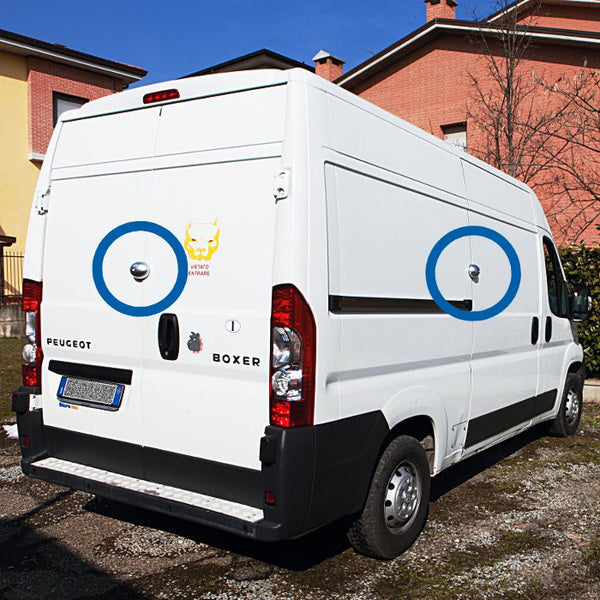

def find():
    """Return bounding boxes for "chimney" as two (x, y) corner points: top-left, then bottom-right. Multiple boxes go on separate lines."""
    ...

(313, 50), (345, 82)
(425, 0), (458, 21)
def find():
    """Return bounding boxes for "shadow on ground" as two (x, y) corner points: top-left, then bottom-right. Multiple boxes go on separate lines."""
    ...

(85, 424), (549, 572)
(86, 495), (354, 572)
(0, 494), (147, 600)
(431, 423), (547, 501)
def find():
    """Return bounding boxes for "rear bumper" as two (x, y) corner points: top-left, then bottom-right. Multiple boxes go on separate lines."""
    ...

(14, 388), (389, 541)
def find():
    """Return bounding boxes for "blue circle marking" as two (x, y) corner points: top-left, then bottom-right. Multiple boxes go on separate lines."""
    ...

(92, 221), (188, 317)
(425, 226), (521, 322)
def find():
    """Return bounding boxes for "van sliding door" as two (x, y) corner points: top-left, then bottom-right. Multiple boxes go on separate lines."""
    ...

(464, 162), (541, 449)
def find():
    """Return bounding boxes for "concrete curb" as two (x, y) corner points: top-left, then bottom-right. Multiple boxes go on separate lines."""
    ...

(584, 379), (600, 403)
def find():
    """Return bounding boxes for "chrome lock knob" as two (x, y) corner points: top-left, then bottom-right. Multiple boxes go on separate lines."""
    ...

(468, 264), (480, 280)
(130, 261), (150, 282)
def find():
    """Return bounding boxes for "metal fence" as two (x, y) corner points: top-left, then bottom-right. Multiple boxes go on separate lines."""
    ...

(1, 251), (23, 304)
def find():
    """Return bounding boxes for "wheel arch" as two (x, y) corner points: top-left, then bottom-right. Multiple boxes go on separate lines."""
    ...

(381, 385), (449, 475)
(386, 415), (436, 475)
(567, 360), (585, 381)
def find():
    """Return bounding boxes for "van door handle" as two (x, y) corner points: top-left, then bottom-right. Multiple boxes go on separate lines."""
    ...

(531, 316), (539, 345)
(158, 313), (179, 360)
(545, 316), (552, 343)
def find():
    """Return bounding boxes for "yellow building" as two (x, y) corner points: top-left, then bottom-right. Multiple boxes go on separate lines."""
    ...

(0, 28), (145, 301)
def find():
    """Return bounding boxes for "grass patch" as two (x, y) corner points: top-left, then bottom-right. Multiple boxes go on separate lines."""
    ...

(445, 529), (546, 573)
(373, 529), (547, 599)
(130, 559), (231, 598)
(374, 568), (452, 599)
(586, 537), (600, 578)
(0, 337), (21, 421)
(431, 478), (524, 524)
(558, 438), (600, 464)
(276, 550), (376, 595)
(581, 402), (600, 434)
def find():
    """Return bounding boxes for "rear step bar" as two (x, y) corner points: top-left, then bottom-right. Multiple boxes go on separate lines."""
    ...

(26, 457), (263, 536)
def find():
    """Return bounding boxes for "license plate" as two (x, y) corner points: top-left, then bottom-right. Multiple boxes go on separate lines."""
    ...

(57, 377), (124, 410)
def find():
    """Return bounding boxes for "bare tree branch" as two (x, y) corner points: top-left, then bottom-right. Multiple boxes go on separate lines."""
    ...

(466, 0), (600, 242)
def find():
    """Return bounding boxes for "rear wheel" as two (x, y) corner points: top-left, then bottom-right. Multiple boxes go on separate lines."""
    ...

(548, 372), (583, 437)
(347, 435), (430, 559)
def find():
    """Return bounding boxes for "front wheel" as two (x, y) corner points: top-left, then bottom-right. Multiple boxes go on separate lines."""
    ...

(548, 372), (583, 437)
(347, 435), (430, 559)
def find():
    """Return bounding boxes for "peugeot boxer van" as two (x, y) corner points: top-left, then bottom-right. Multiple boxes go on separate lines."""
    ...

(13, 68), (589, 559)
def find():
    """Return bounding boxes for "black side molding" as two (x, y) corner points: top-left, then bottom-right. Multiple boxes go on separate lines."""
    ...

(329, 295), (472, 315)
(466, 389), (557, 448)
(48, 360), (133, 385)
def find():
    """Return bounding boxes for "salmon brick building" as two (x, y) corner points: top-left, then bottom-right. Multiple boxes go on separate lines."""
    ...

(315, 0), (600, 246)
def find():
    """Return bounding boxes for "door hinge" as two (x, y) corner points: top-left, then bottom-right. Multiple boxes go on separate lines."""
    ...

(273, 169), (291, 201)
(34, 184), (51, 215)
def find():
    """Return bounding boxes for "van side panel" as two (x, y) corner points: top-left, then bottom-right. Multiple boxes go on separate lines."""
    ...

(301, 84), (343, 426)
(326, 94), (465, 198)
(462, 160), (535, 225)
(324, 95), (473, 470)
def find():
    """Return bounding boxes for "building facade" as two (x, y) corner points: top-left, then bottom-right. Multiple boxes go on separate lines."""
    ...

(317, 0), (600, 246)
(0, 28), (146, 292)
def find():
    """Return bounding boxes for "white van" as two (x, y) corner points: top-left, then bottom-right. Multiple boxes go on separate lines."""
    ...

(13, 69), (589, 559)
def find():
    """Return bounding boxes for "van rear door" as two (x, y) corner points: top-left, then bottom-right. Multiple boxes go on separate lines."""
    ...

(139, 87), (285, 473)
(42, 83), (285, 494)
(41, 107), (161, 457)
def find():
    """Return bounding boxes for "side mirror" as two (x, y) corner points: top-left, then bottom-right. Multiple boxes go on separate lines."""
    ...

(569, 284), (591, 322)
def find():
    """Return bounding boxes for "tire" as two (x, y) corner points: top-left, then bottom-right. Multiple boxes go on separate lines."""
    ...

(347, 435), (430, 559)
(548, 372), (583, 437)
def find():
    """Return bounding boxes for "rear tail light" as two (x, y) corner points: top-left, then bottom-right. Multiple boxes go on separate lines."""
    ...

(269, 285), (316, 428)
(22, 279), (43, 388)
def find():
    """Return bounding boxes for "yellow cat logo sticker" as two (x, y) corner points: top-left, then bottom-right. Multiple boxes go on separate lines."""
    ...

(184, 219), (220, 261)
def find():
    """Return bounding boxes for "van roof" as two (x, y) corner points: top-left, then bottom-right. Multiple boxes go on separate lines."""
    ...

(61, 69), (304, 121)
(58, 68), (528, 195)
(58, 67), (547, 232)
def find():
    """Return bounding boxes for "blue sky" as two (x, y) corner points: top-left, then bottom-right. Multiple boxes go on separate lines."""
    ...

(4, 0), (499, 86)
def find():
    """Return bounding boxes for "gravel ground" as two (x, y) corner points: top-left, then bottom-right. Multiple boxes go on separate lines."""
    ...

(1, 403), (599, 600)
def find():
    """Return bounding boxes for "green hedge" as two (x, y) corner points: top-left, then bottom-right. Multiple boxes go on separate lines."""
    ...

(559, 244), (600, 377)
